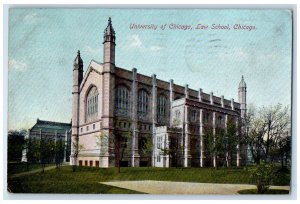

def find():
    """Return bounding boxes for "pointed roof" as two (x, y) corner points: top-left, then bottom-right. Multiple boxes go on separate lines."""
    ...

(74, 50), (83, 66)
(239, 75), (246, 88)
(104, 17), (115, 37)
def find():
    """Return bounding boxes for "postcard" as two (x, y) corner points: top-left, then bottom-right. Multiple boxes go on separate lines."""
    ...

(7, 8), (293, 196)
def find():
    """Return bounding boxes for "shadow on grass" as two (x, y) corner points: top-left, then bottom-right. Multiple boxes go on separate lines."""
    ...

(238, 189), (290, 194)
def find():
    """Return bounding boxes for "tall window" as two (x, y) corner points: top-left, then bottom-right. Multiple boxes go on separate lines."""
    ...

(138, 89), (149, 118)
(203, 112), (210, 124)
(218, 116), (223, 125)
(157, 95), (167, 123)
(86, 86), (98, 122)
(116, 85), (130, 116)
(190, 109), (197, 122)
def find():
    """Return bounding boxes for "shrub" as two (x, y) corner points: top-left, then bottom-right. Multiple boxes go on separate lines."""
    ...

(249, 162), (275, 194)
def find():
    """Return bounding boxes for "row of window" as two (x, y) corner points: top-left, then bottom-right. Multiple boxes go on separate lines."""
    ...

(78, 160), (99, 167)
(80, 123), (96, 133)
(115, 85), (168, 122)
(86, 86), (226, 126)
(175, 110), (224, 125)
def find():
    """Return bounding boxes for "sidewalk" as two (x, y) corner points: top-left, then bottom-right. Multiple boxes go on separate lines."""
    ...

(100, 180), (290, 194)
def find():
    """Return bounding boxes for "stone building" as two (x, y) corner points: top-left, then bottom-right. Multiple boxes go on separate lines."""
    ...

(70, 18), (247, 168)
(23, 118), (71, 162)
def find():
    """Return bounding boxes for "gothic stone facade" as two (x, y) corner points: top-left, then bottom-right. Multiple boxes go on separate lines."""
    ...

(70, 18), (247, 168)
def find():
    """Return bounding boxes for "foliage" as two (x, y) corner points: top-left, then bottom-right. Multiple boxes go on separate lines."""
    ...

(71, 139), (84, 172)
(98, 130), (131, 173)
(248, 162), (276, 194)
(139, 135), (153, 166)
(54, 139), (65, 169)
(203, 125), (227, 168)
(225, 118), (238, 167)
(8, 129), (26, 162)
(244, 103), (290, 165)
(238, 189), (289, 194)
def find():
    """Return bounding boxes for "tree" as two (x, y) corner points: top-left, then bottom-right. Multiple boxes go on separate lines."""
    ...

(54, 139), (65, 169)
(139, 135), (153, 167)
(245, 104), (290, 164)
(225, 118), (238, 167)
(98, 130), (131, 173)
(39, 137), (55, 173)
(71, 139), (84, 172)
(8, 129), (26, 162)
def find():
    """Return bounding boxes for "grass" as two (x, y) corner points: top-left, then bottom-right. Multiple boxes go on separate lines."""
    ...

(238, 189), (290, 194)
(7, 165), (290, 194)
(7, 163), (55, 175)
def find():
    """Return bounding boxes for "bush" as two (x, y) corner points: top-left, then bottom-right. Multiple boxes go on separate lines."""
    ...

(249, 162), (275, 194)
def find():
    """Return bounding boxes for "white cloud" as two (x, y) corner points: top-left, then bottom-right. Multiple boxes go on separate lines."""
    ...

(9, 59), (28, 71)
(129, 34), (142, 48)
(150, 46), (164, 52)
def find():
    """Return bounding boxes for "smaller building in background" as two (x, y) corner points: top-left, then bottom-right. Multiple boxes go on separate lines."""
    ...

(23, 118), (71, 163)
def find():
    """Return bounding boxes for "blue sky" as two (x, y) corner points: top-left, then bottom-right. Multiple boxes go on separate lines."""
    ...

(8, 8), (292, 130)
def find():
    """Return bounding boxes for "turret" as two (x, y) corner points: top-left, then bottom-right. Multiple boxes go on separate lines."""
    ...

(71, 50), (83, 166)
(238, 75), (247, 119)
(103, 17), (116, 69)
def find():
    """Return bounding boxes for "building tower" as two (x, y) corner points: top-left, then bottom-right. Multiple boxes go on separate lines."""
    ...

(101, 17), (116, 167)
(70, 50), (83, 165)
(237, 75), (247, 166)
(238, 75), (247, 119)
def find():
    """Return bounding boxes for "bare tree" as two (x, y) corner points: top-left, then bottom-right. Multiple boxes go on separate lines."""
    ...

(98, 130), (131, 173)
(71, 139), (84, 172)
(245, 103), (290, 164)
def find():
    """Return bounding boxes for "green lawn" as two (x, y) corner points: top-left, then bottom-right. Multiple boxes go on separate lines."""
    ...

(7, 165), (290, 194)
(7, 163), (55, 175)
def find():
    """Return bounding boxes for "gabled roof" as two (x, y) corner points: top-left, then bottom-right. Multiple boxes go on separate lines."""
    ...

(80, 60), (103, 90)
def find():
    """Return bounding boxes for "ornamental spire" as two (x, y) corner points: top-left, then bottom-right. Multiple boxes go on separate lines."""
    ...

(103, 17), (116, 44)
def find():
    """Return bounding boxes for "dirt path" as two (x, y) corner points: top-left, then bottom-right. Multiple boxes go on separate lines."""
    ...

(8, 164), (66, 178)
(100, 180), (290, 194)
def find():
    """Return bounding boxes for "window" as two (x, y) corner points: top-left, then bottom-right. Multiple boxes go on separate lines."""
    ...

(157, 136), (163, 149)
(138, 89), (149, 118)
(157, 95), (167, 123)
(81, 128), (83, 132)
(115, 85), (130, 116)
(93, 124), (95, 130)
(204, 113), (210, 124)
(79, 160), (83, 166)
(85, 160), (88, 166)
(86, 126), (89, 131)
(175, 110), (181, 119)
(96, 161), (99, 167)
(157, 155), (161, 162)
(89, 160), (93, 167)
(218, 116), (223, 125)
(86, 86), (98, 122)
(190, 110), (197, 122)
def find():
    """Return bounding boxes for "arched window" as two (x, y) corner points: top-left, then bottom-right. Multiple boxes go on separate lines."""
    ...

(138, 89), (149, 118)
(157, 95), (167, 123)
(86, 86), (98, 122)
(115, 85), (130, 116)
